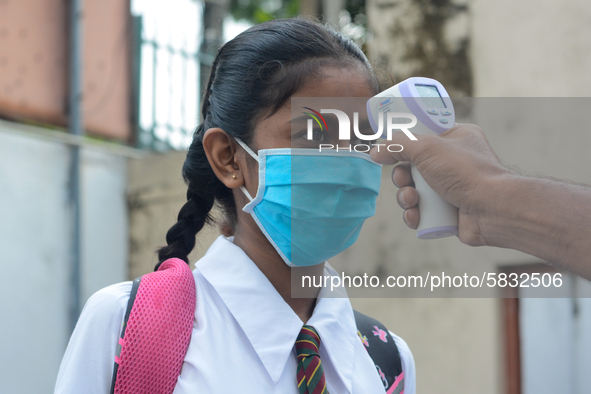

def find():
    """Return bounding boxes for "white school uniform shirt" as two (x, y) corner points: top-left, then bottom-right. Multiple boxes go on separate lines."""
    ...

(55, 235), (415, 394)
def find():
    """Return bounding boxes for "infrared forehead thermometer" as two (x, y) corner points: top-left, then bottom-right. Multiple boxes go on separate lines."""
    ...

(366, 77), (459, 239)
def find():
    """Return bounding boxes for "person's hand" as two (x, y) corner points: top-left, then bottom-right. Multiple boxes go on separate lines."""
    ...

(370, 124), (514, 246)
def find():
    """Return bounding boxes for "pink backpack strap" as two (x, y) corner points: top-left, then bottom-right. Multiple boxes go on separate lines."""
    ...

(110, 258), (196, 394)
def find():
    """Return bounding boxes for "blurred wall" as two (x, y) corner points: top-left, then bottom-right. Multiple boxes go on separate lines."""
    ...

(0, 120), (129, 394)
(471, 0), (591, 97)
(127, 151), (221, 278)
(0, 0), (132, 141)
(366, 0), (472, 96)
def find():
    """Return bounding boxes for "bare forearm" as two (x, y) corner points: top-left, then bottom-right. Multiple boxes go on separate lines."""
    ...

(378, 126), (591, 279)
(480, 174), (591, 279)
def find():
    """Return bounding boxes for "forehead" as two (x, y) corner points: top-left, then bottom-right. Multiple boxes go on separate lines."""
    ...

(252, 66), (375, 143)
(292, 66), (376, 98)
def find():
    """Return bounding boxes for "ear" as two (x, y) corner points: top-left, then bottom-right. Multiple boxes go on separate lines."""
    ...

(202, 128), (243, 189)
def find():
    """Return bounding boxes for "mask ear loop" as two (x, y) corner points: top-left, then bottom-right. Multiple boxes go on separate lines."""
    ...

(234, 138), (259, 202)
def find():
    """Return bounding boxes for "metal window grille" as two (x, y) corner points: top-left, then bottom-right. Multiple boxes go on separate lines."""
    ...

(132, 0), (213, 151)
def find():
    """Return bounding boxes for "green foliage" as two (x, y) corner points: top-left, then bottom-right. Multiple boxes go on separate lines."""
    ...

(228, 0), (370, 57)
(230, 0), (300, 24)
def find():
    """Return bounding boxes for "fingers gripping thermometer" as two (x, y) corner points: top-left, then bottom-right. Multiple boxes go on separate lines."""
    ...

(367, 77), (459, 239)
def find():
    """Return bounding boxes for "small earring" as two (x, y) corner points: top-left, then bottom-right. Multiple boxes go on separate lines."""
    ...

(232, 174), (237, 179)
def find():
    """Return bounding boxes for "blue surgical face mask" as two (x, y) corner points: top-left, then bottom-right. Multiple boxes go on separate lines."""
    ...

(235, 139), (382, 267)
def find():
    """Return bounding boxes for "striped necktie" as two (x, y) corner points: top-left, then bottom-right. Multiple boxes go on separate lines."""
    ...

(295, 325), (329, 394)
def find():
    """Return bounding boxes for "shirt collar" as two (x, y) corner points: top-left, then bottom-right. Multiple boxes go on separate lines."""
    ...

(196, 235), (356, 391)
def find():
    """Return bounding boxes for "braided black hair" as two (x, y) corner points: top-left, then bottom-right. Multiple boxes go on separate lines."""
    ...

(156, 18), (379, 269)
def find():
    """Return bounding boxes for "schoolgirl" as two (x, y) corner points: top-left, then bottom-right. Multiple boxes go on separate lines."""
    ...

(55, 18), (415, 394)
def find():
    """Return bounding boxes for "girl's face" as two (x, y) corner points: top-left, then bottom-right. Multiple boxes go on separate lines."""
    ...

(238, 65), (377, 198)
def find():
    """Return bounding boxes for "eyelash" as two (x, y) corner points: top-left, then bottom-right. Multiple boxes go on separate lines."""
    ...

(295, 128), (327, 141)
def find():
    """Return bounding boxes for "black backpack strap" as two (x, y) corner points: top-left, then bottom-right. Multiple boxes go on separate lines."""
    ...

(110, 277), (141, 394)
(354, 310), (404, 393)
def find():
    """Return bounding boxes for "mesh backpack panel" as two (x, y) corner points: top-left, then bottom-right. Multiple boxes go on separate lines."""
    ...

(111, 258), (196, 394)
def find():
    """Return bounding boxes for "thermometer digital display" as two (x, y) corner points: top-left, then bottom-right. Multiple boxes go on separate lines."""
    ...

(415, 84), (446, 108)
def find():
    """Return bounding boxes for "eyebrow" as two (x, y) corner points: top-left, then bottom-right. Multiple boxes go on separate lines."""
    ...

(287, 115), (310, 124)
